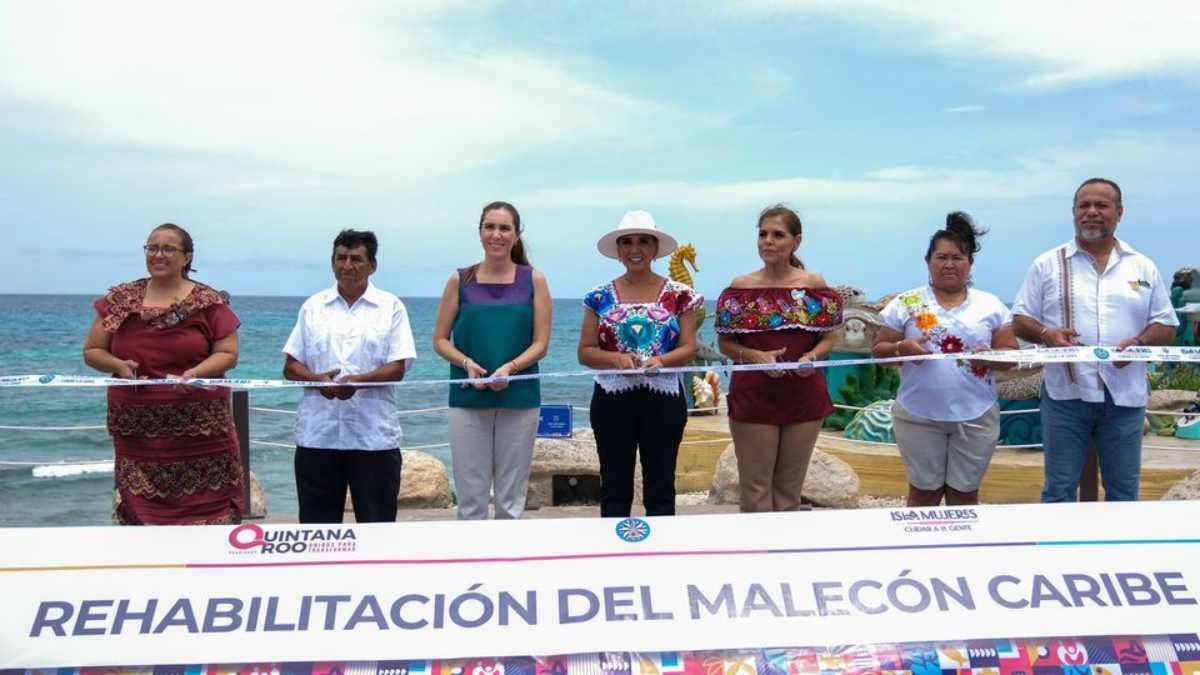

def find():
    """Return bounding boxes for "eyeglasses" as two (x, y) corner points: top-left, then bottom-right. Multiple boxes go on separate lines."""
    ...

(144, 244), (184, 257)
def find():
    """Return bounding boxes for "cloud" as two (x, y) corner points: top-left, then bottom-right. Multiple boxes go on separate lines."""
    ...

(0, 2), (694, 190)
(943, 105), (986, 114)
(750, 1), (1200, 87)
(517, 169), (1059, 211)
(517, 135), (1199, 211)
(864, 166), (932, 181)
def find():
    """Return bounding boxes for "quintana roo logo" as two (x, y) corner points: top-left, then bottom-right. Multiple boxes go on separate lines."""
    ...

(37, 374), (56, 384)
(1093, 347), (1111, 360)
(229, 523), (266, 550)
(615, 517), (651, 543)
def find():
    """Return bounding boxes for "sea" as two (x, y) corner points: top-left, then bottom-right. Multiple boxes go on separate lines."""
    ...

(0, 294), (719, 527)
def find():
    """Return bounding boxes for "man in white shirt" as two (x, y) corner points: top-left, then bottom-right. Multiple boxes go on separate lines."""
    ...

(1012, 178), (1178, 502)
(283, 230), (417, 523)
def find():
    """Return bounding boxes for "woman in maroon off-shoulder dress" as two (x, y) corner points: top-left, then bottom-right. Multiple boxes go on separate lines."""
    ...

(83, 223), (245, 525)
(715, 205), (843, 512)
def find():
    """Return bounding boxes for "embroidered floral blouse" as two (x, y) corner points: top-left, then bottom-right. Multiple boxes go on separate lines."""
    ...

(714, 286), (843, 334)
(583, 278), (704, 394)
(880, 285), (1012, 422)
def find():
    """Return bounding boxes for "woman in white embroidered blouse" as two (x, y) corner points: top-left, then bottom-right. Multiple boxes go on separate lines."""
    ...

(578, 211), (702, 518)
(872, 212), (1017, 508)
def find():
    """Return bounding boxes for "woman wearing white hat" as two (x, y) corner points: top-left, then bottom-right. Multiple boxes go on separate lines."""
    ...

(578, 210), (703, 517)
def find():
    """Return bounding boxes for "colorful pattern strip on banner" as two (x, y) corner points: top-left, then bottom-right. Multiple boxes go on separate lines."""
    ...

(3, 633), (1198, 675)
(2, 345), (1199, 389)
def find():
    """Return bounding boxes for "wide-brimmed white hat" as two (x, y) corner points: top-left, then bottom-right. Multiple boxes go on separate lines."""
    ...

(596, 210), (679, 260)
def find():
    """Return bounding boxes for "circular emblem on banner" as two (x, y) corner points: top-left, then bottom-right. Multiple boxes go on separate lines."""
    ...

(37, 374), (55, 384)
(1093, 347), (1111, 360)
(615, 517), (651, 543)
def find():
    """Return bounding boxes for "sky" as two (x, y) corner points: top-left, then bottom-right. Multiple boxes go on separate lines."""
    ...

(1, 1), (1198, 302)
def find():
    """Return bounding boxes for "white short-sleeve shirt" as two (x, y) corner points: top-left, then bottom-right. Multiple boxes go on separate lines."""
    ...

(1011, 239), (1178, 408)
(282, 283), (417, 450)
(881, 285), (1012, 422)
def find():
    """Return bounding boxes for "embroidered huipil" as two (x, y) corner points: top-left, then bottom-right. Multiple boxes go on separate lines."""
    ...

(714, 286), (843, 424)
(283, 283), (417, 450)
(583, 279), (703, 395)
(880, 285), (1012, 422)
(1012, 239), (1177, 407)
(96, 278), (245, 525)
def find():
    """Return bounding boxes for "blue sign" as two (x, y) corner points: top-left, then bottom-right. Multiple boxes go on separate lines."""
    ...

(537, 404), (573, 438)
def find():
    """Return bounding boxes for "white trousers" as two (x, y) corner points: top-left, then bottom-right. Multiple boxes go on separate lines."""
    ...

(448, 407), (539, 520)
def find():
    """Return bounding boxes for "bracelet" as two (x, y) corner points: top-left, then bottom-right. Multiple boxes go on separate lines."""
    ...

(508, 360), (519, 372)
(894, 341), (902, 358)
(461, 357), (470, 370)
(1039, 326), (1048, 342)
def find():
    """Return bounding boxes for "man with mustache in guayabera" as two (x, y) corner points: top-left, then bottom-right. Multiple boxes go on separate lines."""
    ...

(1012, 178), (1178, 503)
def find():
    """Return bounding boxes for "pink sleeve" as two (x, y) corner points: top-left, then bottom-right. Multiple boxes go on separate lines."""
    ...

(93, 296), (112, 318)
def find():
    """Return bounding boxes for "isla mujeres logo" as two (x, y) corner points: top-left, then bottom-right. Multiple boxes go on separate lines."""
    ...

(615, 517), (651, 543)
(37, 374), (56, 384)
(228, 523), (358, 555)
(1093, 347), (1111, 360)
(889, 508), (979, 533)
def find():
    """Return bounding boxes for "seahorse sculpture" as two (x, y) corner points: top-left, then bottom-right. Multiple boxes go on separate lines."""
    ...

(668, 243), (706, 326)
(668, 244), (698, 288)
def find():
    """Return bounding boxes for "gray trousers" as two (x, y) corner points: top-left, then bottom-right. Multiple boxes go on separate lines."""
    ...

(448, 407), (539, 520)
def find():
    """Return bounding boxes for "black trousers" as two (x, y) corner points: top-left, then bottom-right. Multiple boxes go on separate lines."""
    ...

(589, 383), (687, 518)
(294, 447), (402, 523)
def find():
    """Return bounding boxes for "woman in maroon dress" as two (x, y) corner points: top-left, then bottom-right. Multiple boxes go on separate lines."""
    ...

(83, 223), (244, 525)
(715, 205), (843, 512)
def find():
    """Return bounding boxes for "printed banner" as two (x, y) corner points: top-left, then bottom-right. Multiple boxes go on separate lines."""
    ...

(2, 501), (1199, 668)
(2, 345), (1199, 389)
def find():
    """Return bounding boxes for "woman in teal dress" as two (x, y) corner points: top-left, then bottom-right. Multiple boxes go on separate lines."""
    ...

(433, 201), (553, 519)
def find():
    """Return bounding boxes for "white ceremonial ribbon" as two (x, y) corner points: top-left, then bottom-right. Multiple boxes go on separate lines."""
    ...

(1, 345), (1198, 389)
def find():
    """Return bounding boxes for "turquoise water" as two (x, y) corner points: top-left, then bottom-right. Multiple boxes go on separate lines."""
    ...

(0, 294), (717, 527)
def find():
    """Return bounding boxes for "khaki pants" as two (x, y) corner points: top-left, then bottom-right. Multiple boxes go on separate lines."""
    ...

(891, 401), (1000, 492)
(731, 420), (822, 512)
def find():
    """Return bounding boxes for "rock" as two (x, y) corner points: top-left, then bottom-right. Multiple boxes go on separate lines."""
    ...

(1146, 389), (1200, 437)
(1149, 389), (1199, 412)
(341, 450), (452, 512)
(844, 399), (895, 443)
(803, 451), (861, 508)
(530, 427), (598, 475)
(706, 443), (740, 506)
(707, 442), (860, 508)
(1163, 470), (1200, 501)
(398, 450), (452, 509)
(528, 428), (599, 509)
(857, 494), (906, 509)
(997, 369), (1043, 401)
(248, 470), (267, 518)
